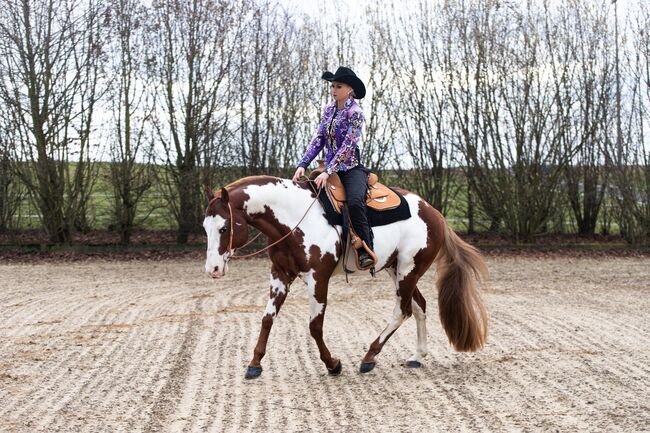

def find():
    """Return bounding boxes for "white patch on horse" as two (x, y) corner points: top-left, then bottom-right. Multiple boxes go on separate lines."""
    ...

(269, 275), (286, 295)
(399, 194), (428, 279)
(203, 215), (227, 274)
(301, 270), (324, 320)
(372, 193), (428, 275)
(409, 299), (428, 363)
(264, 275), (286, 317)
(379, 297), (407, 344)
(203, 215), (225, 248)
(243, 181), (339, 261)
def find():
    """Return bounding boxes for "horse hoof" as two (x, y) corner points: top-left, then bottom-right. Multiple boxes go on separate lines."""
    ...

(244, 366), (263, 379)
(404, 360), (422, 368)
(359, 362), (376, 373)
(328, 360), (342, 376)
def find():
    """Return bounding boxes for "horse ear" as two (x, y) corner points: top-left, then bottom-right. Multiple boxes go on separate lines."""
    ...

(220, 187), (229, 205)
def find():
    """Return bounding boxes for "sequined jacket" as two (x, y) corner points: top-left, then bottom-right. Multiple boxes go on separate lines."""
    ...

(298, 98), (364, 175)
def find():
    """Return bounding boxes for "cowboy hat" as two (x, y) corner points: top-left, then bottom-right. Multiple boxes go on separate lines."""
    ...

(321, 66), (366, 99)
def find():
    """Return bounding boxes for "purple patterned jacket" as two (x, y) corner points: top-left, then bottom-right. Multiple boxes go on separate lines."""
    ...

(298, 98), (364, 175)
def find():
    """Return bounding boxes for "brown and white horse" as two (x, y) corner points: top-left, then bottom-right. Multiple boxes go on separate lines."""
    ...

(203, 175), (488, 379)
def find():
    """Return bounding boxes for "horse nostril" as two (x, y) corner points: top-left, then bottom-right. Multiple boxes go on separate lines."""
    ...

(213, 266), (219, 273)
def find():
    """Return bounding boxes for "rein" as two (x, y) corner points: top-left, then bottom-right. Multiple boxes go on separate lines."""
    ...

(220, 180), (323, 260)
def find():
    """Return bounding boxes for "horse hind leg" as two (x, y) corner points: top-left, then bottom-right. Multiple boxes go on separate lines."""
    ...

(405, 286), (427, 368)
(360, 268), (414, 373)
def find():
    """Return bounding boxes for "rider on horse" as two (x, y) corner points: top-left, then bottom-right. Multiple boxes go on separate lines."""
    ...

(292, 66), (375, 269)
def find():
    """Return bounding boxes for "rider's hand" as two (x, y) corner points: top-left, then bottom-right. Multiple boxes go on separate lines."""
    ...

(292, 167), (305, 182)
(314, 172), (329, 189)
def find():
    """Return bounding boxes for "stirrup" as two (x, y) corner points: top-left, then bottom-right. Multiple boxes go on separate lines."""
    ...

(349, 230), (377, 271)
(358, 250), (375, 270)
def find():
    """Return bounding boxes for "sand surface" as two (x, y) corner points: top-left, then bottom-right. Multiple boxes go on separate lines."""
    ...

(1, 256), (649, 432)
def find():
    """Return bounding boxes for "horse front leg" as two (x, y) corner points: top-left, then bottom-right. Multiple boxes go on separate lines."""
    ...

(305, 271), (341, 375)
(246, 269), (295, 379)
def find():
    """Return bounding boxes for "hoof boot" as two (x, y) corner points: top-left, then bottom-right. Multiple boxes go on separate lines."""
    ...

(245, 366), (263, 379)
(328, 360), (343, 376)
(359, 362), (376, 373)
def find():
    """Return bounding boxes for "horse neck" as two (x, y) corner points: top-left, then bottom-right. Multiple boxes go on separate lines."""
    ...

(230, 177), (313, 238)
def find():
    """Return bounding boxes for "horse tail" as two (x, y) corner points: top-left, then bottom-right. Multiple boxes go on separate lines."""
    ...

(435, 221), (488, 352)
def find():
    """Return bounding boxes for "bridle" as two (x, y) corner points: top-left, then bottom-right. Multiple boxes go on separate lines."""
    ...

(206, 180), (324, 261)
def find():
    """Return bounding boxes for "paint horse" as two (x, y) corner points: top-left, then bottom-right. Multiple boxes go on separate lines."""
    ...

(203, 176), (488, 378)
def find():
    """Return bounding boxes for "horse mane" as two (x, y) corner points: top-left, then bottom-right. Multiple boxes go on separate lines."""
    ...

(225, 175), (269, 190)
(224, 175), (314, 193)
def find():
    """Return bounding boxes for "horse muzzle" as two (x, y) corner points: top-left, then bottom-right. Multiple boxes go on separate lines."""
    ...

(207, 262), (228, 279)
(210, 270), (225, 279)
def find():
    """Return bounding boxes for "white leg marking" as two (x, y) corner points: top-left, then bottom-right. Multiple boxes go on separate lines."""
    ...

(264, 275), (286, 317)
(408, 299), (428, 362)
(302, 270), (324, 321)
(379, 297), (408, 344)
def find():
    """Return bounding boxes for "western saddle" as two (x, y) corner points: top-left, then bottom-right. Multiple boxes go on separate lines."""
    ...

(309, 161), (401, 214)
(309, 161), (400, 272)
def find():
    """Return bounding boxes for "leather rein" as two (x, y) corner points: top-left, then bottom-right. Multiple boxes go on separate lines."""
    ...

(207, 180), (323, 260)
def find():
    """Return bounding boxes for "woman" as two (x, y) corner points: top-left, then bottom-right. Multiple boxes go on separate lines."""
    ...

(292, 66), (375, 269)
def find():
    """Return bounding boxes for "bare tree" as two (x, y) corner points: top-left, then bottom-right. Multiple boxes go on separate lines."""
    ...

(366, 1), (459, 214)
(441, 0), (499, 232)
(0, 0), (104, 243)
(268, 13), (324, 176)
(0, 86), (23, 231)
(546, 0), (613, 236)
(103, 0), (156, 244)
(362, 6), (401, 175)
(150, 0), (241, 244)
(0, 139), (24, 232)
(605, 1), (650, 244)
(234, 2), (318, 176)
(446, 1), (575, 242)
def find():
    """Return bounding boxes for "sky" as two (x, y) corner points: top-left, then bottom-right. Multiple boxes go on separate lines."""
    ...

(278, 0), (366, 18)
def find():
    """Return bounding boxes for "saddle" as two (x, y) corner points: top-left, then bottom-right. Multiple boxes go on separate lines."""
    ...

(309, 162), (399, 273)
(310, 161), (401, 214)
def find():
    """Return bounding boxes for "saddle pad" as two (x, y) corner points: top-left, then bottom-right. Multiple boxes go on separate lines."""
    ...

(318, 187), (411, 228)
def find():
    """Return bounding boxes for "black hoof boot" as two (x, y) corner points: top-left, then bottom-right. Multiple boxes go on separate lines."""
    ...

(328, 360), (343, 376)
(359, 362), (376, 373)
(244, 366), (263, 379)
(403, 360), (422, 368)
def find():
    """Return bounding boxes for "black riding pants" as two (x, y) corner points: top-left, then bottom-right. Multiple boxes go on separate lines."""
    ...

(337, 166), (373, 250)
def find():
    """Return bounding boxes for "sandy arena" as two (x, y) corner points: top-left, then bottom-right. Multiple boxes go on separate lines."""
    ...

(1, 255), (649, 432)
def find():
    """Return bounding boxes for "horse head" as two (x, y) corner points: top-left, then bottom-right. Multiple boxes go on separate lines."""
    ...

(203, 186), (249, 278)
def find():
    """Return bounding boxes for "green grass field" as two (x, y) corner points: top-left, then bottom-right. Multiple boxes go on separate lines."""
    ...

(6, 163), (626, 240)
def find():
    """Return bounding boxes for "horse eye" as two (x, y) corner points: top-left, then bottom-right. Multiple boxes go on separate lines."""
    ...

(219, 226), (227, 234)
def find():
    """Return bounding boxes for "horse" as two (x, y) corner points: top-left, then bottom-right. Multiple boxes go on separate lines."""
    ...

(203, 175), (488, 379)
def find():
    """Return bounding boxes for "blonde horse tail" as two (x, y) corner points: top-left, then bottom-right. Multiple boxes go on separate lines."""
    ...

(435, 222), (488, 352)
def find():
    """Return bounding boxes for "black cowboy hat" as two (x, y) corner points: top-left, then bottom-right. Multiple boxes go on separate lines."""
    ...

(322, 66), (366, 99)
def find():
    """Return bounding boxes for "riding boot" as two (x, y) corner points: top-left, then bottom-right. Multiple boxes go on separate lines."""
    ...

(357, 249), (375, 269)
(339, 166), (376, 270)
(348, 202), (375, 269)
